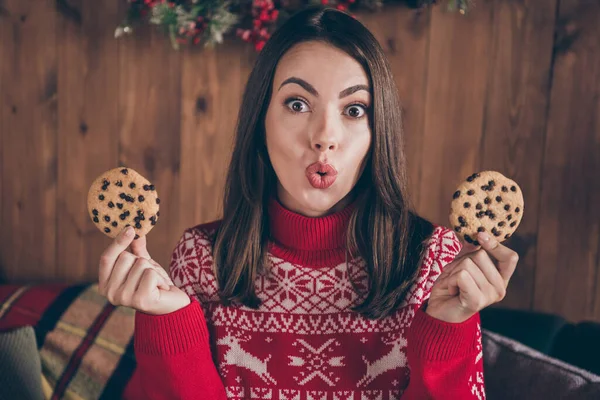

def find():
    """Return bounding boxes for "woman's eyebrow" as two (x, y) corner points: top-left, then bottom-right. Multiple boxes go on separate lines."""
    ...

(278, 77), (370, 99)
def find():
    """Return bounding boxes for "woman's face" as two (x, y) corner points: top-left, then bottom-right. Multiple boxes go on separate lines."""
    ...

(265, 41), (372, 217)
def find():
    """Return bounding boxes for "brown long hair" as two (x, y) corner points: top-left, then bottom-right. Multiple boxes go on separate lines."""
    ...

(213, 6), (434, 319)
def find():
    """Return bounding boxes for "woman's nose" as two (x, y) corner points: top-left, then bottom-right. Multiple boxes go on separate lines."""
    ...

(312, 139), (337, 152)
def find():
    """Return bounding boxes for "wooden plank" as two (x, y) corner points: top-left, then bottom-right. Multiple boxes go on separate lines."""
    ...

(479, 0), (557, 310)
(118, 23), (182, 270)
(56, 1), (120, 282)
(178, 38), (247, 240)
(417, 2), (494, 226)
(359, 5), (432, 210)
(536, 0), (600, 322)
(0, 0), (57, 283)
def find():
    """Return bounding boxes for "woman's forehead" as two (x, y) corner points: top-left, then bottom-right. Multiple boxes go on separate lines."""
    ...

(273, 42), (369, 91)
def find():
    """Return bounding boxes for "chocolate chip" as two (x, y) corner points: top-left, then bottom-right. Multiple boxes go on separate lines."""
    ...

(104, 227), (111, 233)
(99, 194), (105, 201)
(117, 203), (123, 209)
(119, 213), (127, 220)
(464, 234), (474, 243)
(101, 184), (108, 191)
(507, 215), (513, 221)
(467, 190), (475, 195)
(496, 196), (502, 202)
(138, 195), (145, 202)
(108, 201), (115, 208)
(476, 203), (483, 210)
(476, 211), (485, 218)
(481, 185), (490, 191)
(453, 191), (461, 199)
(104, 215), (110, 222)
(93, 216), (99, 223)
(129, 182), (136, 189)
(92, 209), (98, 216)
(156, 198), (161, 204)
(151, 219), (156, 226)
(510, 221), (516, 227)
(484, 197), (491, 204)
(121, 168), (128, 175)
(124, 210), (130, 216)
(112, 221), (118, 227)
(504, 234), (511, 239)
(502, 186), (508, 192)
(498, 221), (506, 227)
(488, 180), (495, 186)
(134, 234), (140, 240)
(493, 230), (501, 237)
(466, 173), (480, 182)
(149, 184), (155, 191)
(473, 240), (480, 246)
(489, 213), (496, 220)
(504, 204), (511, 211)
(127, 195), (135, 203)
(464, 202), (470, 208)
(119, 193), (126, 199)
(135, 222), (142, 229)
(156, 211), (160, 217)
(477, 227), (485, 232)
(511, 185), (516, 192)
(454, 226), (462, 232)
(116, 180), (123, 187)
(515, 207), (520, 213)
(134, 217), (140, 223)
(458, 216), (466, 224)
(125, 224), (131, 228)
(143, 185), (150, 191)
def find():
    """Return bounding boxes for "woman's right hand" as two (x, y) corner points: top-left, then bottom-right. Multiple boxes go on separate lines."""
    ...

(98, 226), (191, 315)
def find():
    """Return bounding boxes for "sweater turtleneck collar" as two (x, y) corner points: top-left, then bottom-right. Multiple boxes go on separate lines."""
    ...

(267, 197), (355, 268)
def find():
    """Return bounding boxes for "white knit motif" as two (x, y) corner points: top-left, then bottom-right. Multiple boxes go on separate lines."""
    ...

(357, 332), (408, 387)
(217, 329), (277, 385)
(288, 338), (345, 386)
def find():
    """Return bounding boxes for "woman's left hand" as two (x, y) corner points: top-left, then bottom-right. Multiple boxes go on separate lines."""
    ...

(425, 231), (519, 323)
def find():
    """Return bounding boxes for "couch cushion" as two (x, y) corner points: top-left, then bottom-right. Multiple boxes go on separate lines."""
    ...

(483, 329), (600, 399)
(0, 284), (136, 400)
(0, 326), (43, 400)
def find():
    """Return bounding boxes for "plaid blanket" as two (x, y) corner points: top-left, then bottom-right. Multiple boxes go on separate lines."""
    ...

(0, 283), (136, 400)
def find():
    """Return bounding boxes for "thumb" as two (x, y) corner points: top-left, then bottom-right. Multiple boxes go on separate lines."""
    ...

(130, 234), (152, 259)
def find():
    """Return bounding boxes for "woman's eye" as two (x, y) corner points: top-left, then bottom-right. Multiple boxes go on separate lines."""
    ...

(345, 104), (367, 118)
(286, 99), (310, 113)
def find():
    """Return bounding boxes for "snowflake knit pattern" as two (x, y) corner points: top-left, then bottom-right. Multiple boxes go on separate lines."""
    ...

(127, 199), (486, 400)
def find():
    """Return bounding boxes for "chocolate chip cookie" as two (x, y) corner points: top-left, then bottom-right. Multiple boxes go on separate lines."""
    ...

(87, 167), (160, 239)
(449, 171), (524, 246)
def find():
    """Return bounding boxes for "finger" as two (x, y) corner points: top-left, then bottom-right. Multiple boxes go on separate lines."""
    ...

(106, 252), (137, 301)
(438, 240), (480, 280)
(133, 269), (162, 309)
(452, 269), (485, 312)
(457, 257), (496, 297)
(468, 249), (507, 299)
(477, 232), (519, 284)
(121, 258), (152, 300)
(99, 227), (135, 290)
(130, 234), (152, 260)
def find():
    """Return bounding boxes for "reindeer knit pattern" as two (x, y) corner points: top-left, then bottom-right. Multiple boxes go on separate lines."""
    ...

(130, 199), (486, 400)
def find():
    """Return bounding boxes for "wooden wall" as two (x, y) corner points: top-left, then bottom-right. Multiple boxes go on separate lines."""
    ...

(1, 0), (599, 322)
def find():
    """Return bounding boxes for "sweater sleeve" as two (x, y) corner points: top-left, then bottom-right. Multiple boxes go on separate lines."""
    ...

(402, 226), (486, 399)
(129, 228), (227, 400)
(403, 306), (485, 399)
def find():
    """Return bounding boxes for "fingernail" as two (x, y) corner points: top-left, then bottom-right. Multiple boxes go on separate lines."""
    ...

(124, 226), (133, 236)
(478, 232), (490, 242)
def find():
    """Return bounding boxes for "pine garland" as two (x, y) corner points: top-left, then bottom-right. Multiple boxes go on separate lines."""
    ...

(115, 0), (475, 51)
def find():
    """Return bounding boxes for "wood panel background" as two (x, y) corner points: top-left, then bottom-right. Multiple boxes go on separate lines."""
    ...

(1, 0), (599, 322)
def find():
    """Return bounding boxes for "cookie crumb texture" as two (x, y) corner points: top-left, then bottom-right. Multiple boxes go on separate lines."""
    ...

(87, 167), (160, 239)
(449, 171), (524, 246)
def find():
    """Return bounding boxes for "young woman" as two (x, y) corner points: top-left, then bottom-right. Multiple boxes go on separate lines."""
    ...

(99, 6), (518, 399)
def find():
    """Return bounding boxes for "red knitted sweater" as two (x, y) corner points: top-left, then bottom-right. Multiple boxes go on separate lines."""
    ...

(124, 199), (485, 400)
